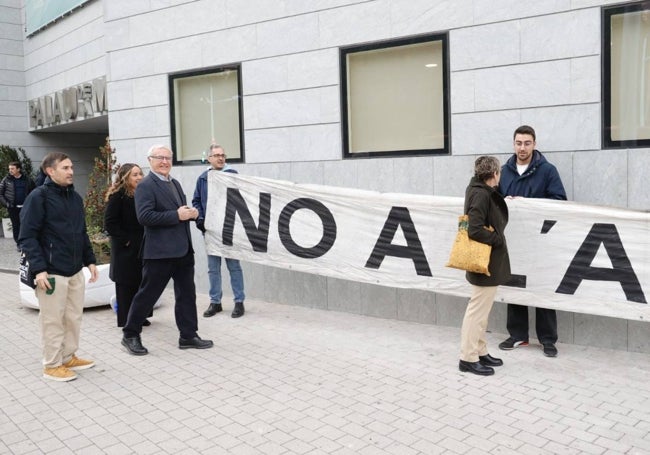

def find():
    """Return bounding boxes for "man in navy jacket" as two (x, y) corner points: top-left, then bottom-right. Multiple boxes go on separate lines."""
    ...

(121, 145), (213, 355)
(19, 152), (97, 381)
(498, 125), (567, 358)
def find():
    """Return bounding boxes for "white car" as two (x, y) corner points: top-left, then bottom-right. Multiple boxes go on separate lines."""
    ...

(20, 264), (163, 310)
(20, 264), (114, 309)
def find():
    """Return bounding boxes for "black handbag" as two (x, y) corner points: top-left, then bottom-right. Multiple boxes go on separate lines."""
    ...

(19, 252), (36, 289)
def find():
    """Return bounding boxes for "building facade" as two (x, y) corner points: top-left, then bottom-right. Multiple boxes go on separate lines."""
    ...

(1, 0), (649, 352)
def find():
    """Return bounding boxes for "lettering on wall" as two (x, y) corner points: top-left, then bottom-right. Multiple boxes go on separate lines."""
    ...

(28, 77), (107, 129)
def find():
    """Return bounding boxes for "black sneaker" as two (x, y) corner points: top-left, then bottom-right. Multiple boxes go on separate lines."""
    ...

(542, 343), (558, 357)
(498, 337), (529, 350)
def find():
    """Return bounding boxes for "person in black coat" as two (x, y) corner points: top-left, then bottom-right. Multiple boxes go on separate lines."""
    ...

(459, 156), (511, 376)
(0, 161), (35, 248)
(104, 163), (150, 327)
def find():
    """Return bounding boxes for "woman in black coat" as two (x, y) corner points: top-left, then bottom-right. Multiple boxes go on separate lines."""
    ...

(459, 156), (511, 376)
(104, 164), (150, 327)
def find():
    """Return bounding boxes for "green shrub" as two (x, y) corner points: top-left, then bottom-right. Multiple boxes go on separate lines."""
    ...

(84, 137), (118, 263)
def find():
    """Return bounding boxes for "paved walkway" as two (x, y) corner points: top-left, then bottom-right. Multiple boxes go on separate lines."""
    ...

(1, 238), (650, 454)
(0, 232), (20, 273)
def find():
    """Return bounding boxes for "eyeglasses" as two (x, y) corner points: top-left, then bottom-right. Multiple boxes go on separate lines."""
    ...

(209, 154), (226, 158)
(150, 155), (173, 161)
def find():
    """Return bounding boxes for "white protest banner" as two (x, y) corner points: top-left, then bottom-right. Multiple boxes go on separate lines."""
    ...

(205, 172), (650, 322)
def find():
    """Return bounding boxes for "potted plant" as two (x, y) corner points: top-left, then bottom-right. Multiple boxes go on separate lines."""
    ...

(84, 137), (118, 264)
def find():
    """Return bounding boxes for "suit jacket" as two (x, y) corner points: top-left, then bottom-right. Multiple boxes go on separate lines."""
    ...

(135, 173), (194, 260)
(104, 189), (144, 284)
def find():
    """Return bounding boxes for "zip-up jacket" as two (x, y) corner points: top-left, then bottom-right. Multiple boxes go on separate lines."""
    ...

(18, 178), (96, 276)
(192, 164), (238, 232)
(0, 174), (35, 208)
(499, 150), (567, 200)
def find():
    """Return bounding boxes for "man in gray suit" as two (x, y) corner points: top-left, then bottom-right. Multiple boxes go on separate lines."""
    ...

(121, 145), (213, 355)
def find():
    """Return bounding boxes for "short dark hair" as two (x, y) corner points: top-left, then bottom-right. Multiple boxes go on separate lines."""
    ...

(8, 161), (21, 169)
(42, 152), (70, 171)
(513, 125), (536, 141)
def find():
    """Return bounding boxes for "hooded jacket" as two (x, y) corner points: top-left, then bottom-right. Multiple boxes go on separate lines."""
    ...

(499, 150), (567, 200)
(18, 178), (96, 276)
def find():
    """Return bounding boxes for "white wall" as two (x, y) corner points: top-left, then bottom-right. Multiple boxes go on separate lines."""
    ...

(0, 0), (27, 149)
(103, 0), (650, 210)
(0, 0), (108, 194)
(5, 0), (650, 351)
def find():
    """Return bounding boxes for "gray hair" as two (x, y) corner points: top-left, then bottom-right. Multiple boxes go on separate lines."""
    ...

(147, 144), (172, 157)
(474, 156), (500, 181)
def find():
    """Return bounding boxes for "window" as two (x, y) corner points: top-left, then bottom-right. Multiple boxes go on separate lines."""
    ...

(603, 2), (650, 148)
(26, 0), (92, 36)
(340, 34), (449, 158)
(169, 66), (244, 163)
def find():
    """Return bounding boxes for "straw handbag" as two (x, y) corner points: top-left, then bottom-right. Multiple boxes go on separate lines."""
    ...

(445, 215), (493, 276)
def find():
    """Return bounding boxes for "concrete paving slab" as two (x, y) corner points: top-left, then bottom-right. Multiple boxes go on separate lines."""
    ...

(1, 234), (650, 453)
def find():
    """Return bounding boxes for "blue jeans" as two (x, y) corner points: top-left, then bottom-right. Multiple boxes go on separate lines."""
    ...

(207, 255), (245, 303)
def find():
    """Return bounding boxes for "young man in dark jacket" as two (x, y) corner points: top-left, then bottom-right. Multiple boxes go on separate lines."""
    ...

(19, 152), (98, 382)
(0, 161), (35, 249)
(498, 125), (567, 358)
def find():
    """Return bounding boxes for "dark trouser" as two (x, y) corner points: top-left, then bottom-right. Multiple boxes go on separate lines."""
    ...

(506, 303), (558, 344)
(123, 252), (198, 339)
(115, 282), (151, 328)
(8, 207), (21, 244)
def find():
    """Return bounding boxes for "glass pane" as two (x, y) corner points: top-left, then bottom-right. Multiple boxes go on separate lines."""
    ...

(347, 40), (444, 154)
(610, 10), (650, 142)
(173, 69), (241, 161)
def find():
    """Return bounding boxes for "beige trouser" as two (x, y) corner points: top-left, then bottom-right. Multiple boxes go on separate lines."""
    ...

(37, 271), (85, 368)
(460, 285), (498, 362)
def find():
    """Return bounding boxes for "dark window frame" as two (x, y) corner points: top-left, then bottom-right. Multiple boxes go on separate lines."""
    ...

(168, 64), (245, 165)
(602, 2), (650, 149)
(339, 33), (451, 159)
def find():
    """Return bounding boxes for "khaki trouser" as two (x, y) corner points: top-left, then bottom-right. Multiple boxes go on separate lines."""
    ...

(37, 271), (85, 368)
(460, 285), (498, 362)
